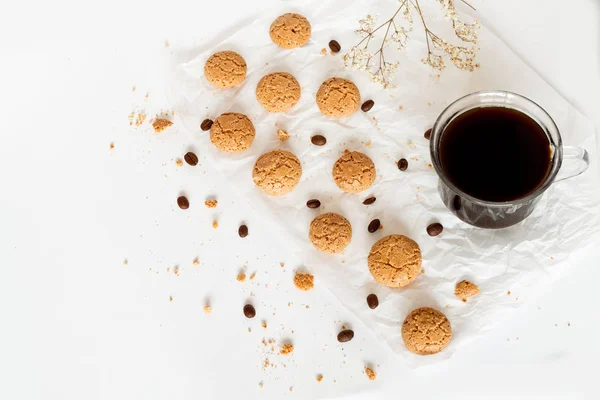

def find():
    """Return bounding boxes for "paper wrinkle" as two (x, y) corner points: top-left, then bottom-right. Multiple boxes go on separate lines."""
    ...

(169, 0), (600, 365)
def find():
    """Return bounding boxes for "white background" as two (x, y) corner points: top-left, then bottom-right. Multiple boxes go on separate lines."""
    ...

(1, 0), (599, 399)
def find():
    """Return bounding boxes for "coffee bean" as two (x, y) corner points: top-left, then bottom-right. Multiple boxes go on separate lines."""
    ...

(306, 199), (321, 209)
(361, 100), (375, 112)
(363, 196), (376, 205)
(368, 219), (381, 233)
(328, 40), (341, 53)
(243, 304), (256, 318)
(427, 222), (443, 237)
(177, 196), (189, 210)
(311, 135), (327, 146)
(337, 329), (354, 343)
(238, 224), (248, 238)
(424, 128), (432, 140)
(366, 294), (379, 309)
(453, 195), (462, 211)
(200, 118), (213, 131)
(397, 158), (408, 171)
(184, 152), (198, 166)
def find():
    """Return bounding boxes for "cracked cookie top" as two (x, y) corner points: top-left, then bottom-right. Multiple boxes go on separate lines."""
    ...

(256, 72), (301, 113)
(269, 13), (311, 49)
(309, 213), (352, 254)
(316, 77), (361, 117)
(204, 51), (247, 89)
(368, 234), (422, 288)
(210, 113), (255, 153)
(402, 307), (452, 355)
(252, 150), (302, 196)
(332, 150), (376, 193)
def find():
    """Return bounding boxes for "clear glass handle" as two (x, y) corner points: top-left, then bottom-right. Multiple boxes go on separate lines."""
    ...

(555, 146), (590, 182)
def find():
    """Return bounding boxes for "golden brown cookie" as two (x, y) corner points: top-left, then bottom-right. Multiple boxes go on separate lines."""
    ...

(256, 72), (301, 112)
(316, 77), (361, 117)
(204, 51), (247, 88)
(252, 150), (302, 196)
(368, 235), (421, 288)
(402, 307), (452, 355)
(455, 280), (480, 302)
(309, 213), (352, 254)
(332, 151), (376, 193)
(269, 13), (312, 49)
(210, 113), (255, 153)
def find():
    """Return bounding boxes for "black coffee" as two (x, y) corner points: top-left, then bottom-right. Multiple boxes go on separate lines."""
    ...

(440, 107), (552, 202)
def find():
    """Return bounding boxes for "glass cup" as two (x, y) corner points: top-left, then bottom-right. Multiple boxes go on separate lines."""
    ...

(430, 90), (590, 229)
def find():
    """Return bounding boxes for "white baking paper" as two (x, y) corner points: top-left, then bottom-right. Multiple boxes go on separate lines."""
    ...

(168, 0), (600, 364)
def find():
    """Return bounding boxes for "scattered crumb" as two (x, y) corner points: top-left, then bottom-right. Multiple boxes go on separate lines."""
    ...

(398, 105), (403, 110)
(173, 266), (179, 276)
(203, 305), (211, 315)
(365, 140), (372, 147)
(212, 220), (218, 229)
(237, 272), (247, 282)
(193, 258), (200, 265)
(248, 328), (251, 332)
(152, 118), (172, 133)
(568, 322), (571, 326)
(110, 142), (115, 150)
(280, 262), (285, 268)
(169, 296), (173, 302)
(321, 48), (327, 55)
(507, 290), (511, 296)
(294, 272), (314, 291)
(455, 280), (480, 302)
(145, 92), (150, 99)
(164, 40), (169, 48)
(258, 382), (263, 389)
(135, 112), (146, 126)
(316, 374), (323, 382)
(427, 102), (432, 106)
(261, 321), (267, 328)
(132, 86), (136, 92)
(280, 343), (294, 355)
(407, 140), (416, 149)
(305, 305), (310, 309)
(427, 163), (433, 169)
(289, 387), (293, 392)
(378, 224), (383, 231)
(277, 129), (290, 141)
(175, 159), (183, 167)
(204, 199), (218, 208)
(249, 272), (256, 280)
(365, 367), (376, 381)
(421, 268), (425, 274)
(123, 259), (128, 265)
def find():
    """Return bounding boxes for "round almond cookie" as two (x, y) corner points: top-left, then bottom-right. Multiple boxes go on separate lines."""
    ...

(269, 13), (311, 49)
(402, 307), (452, 355)
(204, 51), (247, 88)
(316, 77), (361, 117)
(252, 150), (302, 196)
(368, 235), (422, 288)
(210, 113), (255, 153)
(256, 72), (301, 112)
(309, 213), (352, 254)
(332, 151), (376, 193)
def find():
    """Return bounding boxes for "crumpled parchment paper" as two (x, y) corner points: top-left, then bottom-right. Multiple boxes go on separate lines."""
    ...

(169, 0), (600, 364)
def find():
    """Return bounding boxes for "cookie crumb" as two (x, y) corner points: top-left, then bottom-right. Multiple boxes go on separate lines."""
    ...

(289, 387), (293, 392)
(277, 129), (290, 141)
(321, 48), (327, 55)
(175, 159), (183, 167)
(204, 199), (218, 208)
(258, 382), (263, 389)
(261, 321), (267, 328)
(135, 112), (146, 126)
(316, 374), (323, 382)
(249, 272), (256, 280)
(280, 262), (285, 268)
(203, 305), (211, 315)
(152, 118), (172, 133)
(365, 367), (376, 381)
(169, 296), (173, 302)
(212, 220), (218, 229)
(398, 105), (403, 110)
(455, 280), (480, 302)
(507, 290), (511, 296)
(193, 258), (200, 265)
(164, 40), (169, 48)
(294, 272), (314, 291)
(132, 86), (136, 92)
(280, 343), (294, 355)
(123, 259), (128, 265)
(110, 142), (115, 150)
(237, 272), (247, 282)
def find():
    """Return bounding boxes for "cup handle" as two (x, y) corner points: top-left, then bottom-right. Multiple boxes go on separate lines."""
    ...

(554, 146), (590, 183)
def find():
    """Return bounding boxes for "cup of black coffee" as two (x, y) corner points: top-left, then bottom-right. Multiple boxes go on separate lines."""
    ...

(430, 91), (589, 229)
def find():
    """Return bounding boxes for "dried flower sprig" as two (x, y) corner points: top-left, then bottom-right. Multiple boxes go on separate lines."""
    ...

(343, 0), (481, 88)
